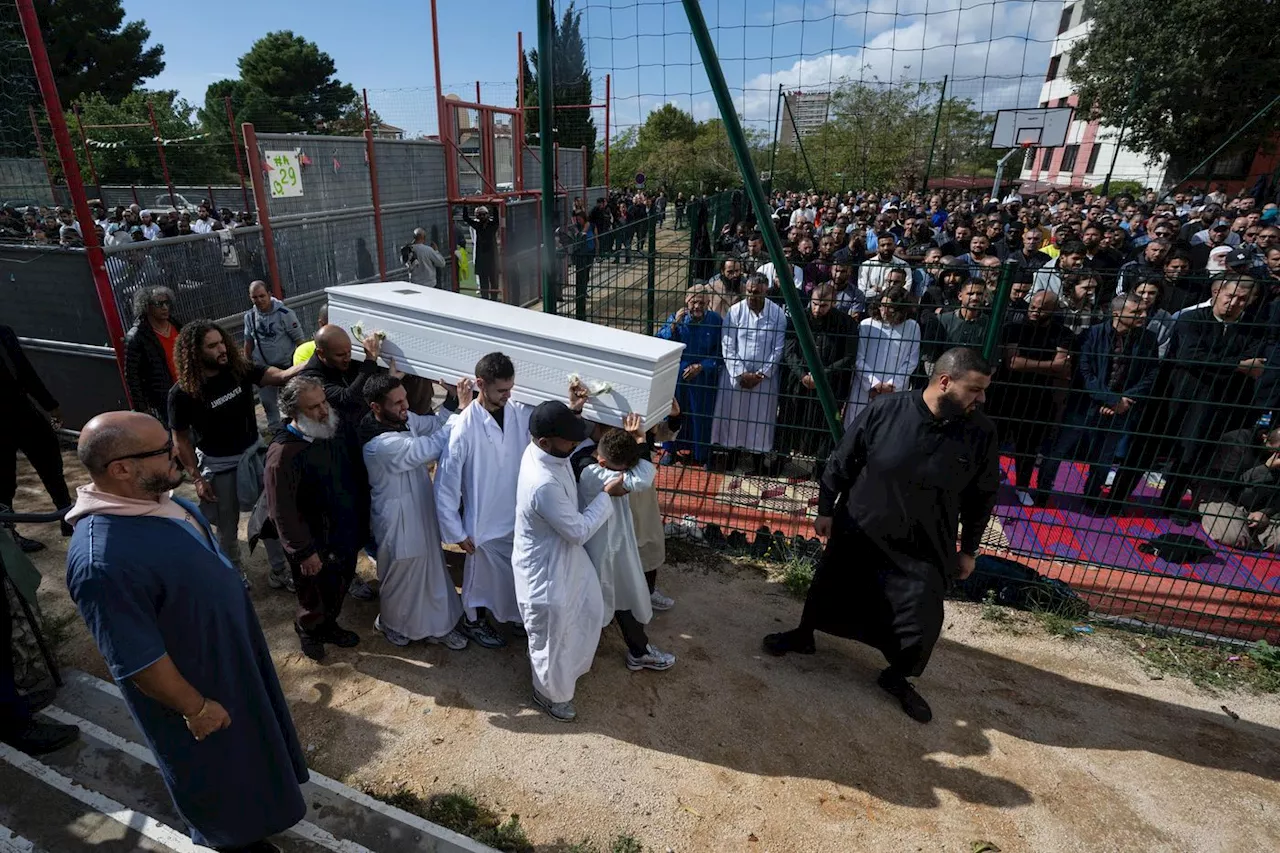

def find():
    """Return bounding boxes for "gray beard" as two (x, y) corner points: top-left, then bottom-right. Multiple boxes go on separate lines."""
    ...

(294, 409), (340, 440)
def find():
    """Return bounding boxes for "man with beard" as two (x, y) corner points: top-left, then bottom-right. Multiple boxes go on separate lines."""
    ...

(857, 231), (909, 300)
(67, 411), (308, 850)
(779, 284), (857, 478)
(436, 355), (585, 647)
(831, 260), (866, 321)
(360, 373), (470, 650)
(656, 286), (722, 466)
(263, 377), (365, 661)
(170, 321), (299, 590)
(705, 257), (744, 317)
(763, 347), (999, 723)
(994, 291), (1074, 506)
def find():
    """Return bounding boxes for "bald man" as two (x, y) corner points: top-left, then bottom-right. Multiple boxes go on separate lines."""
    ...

(408, 227), (447, 288)
(242, 280), (304, 430)
(66, 412), (307, 851)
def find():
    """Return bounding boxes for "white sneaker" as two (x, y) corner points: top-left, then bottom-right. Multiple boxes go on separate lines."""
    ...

(650, 589), (675, 611)
(374, 615), (411, 647)
(426, 629), (469, 651)
(532, 689), (577, 722)
(1015, 489), (1035, 508)
(626, 644), (677, 672)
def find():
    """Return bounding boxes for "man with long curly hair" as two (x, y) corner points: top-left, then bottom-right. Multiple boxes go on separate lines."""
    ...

(169, 320), (303, 590)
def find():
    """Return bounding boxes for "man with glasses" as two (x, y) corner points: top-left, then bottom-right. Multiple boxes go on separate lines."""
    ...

(66, 410), (309, 852)
(125, 286), (183, 427)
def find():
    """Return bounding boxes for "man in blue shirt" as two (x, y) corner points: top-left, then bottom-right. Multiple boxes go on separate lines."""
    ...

(66, 411), (307, 852)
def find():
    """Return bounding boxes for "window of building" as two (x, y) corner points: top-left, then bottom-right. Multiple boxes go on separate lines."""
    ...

(1060, 144), (1080, 172)
(1058, 5), (1074, 34)
(1046, 56), (1061, 81)
(1085, 143), (1102, 174)
(1040, 148), (1054, 171)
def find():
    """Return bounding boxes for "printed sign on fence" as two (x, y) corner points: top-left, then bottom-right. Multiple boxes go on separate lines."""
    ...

(266, 151), (304, 198)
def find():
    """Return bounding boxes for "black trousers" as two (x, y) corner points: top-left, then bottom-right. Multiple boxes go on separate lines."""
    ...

(0, 402), (72, 511)
(476, 254), (498, 301)
(615, 610), (649, 658)
(0, 573), (30, 735)
(293, 550), (356, 637)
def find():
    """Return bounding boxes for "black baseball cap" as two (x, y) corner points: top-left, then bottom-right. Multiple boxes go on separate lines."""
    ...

(529, 400), (590, 442)
(1226, 247), (1254, 268)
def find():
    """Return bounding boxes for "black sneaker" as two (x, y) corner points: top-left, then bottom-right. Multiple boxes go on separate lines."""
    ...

(12, 531), (45, 554)
(762, 629), (816, 656)
(294, 623), (327, 662)
(877, 668), (932, 723)
(319, 625), (360, 648)
(2, 720), (80, 756)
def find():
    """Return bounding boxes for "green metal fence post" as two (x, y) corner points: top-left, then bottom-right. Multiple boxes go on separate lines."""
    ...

(982, 261), (1018, 364)
(680, 0), (842, 442)
(537, 0), (558, 314)
(921, 74), (947, 192)
(646, 215), (657, 335)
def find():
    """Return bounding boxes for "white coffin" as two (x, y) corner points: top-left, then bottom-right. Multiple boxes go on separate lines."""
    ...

(325, 282), (686, 430)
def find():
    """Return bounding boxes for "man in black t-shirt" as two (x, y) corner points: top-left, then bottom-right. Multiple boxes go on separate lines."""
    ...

(170, 320), (303, 589)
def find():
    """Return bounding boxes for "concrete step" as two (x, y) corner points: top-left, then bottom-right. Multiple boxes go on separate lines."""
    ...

(0, 670), (494, 852)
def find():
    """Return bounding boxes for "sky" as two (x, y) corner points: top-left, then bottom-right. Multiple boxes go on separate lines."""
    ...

(123, 0), (1062, 140)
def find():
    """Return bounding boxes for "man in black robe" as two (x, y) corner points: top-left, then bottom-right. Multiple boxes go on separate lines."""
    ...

(763, 347), (1000, 723)
(778, 283), (857, 477)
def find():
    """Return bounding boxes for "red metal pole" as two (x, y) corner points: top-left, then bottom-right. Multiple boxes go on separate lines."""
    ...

(207, 184), (216, 211)
(430, 0), (457, 290)
(225, 96), (251, 213)
(242, 123), (284, 300)
(28, 105), (57, 202)
(362, 88), (372, 133)
(71, 104), (100, 194)
(17, 0), (129, 395)
(517, 31), (525, 192)
(604, 74), (611, 189)
(147, 99), (177, 209)
(131, 184), (139, 205)
(365, 129), (388, 281)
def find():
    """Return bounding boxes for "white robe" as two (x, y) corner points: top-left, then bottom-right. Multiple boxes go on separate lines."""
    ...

(363, 410), (463, 640)
(845, 317), (921, 426)
(711, 299), (787, 453)
(577, 459), (656, 623)
(513, 444), (613, 703)
(434, 400), (533, 624)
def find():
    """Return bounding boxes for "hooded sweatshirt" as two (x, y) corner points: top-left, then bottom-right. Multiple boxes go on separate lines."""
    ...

(243, 297), (304, 369)
(65, 483), (205, 540)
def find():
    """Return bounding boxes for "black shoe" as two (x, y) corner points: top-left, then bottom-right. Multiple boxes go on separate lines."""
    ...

(2, 720), (80, 755)
(319, 624), (360, 648)
(294, 623), (327, 661)
(762, 629), (816, 656)
(703, 523), (727, 547)
(877, 668), (932, 723)
(60, 519), (74, 538)
(13, 531), (45, 553)
(21, 685), (57, 714)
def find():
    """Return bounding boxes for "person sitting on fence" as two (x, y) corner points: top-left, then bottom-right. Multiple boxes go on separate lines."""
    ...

(656, 286), (722, 468)
(405, 228), (447, 289)
(1198, 426), (1280, 551)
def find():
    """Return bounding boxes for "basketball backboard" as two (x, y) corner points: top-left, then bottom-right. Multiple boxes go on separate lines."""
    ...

(990, 107), (1073, 149)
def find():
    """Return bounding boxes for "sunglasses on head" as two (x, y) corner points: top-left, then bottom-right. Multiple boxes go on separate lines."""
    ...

(107, 436), (174, 465)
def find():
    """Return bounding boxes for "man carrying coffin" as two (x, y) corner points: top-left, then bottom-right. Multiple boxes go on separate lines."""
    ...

(763, 347), (1000, 724)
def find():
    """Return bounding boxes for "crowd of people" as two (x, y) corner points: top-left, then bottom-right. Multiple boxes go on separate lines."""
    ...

(642, 184), (1280, 546)
(0, 199), (255, 247)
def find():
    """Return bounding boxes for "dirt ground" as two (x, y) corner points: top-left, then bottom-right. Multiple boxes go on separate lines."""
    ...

(12, 450), (1280, 853)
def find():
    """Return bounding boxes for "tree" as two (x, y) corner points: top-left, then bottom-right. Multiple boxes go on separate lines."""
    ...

(199, 31), (361, 134)
(523, 2), (597, 175)
(1068, 0), (1280, 171)
(33, 0), (165, 104)
(73, 90), (233, 187)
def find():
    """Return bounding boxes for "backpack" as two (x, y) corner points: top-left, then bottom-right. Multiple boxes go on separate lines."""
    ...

(952, 554), (1089, 618)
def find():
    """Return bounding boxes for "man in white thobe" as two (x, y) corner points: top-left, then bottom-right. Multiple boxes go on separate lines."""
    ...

(434, 352), (532, 649)
(513, 401), (621, 722)
(710, 274), (787, 474)
(360, 373), (469, 650)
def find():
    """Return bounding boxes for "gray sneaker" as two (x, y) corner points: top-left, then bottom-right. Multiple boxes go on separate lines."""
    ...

(460, 618), (507, 649)
(374, 615), (411, 647)
(532, 689), (576, 722)
(626, 644), (677, 672)
(649, 589), (675, 611)
(348, 577), (378, 601)
(267, 570), (296, 593)
(426, 629), (469, 651)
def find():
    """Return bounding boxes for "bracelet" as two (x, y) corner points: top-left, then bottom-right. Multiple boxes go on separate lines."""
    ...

(183, 699), (208, 721)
